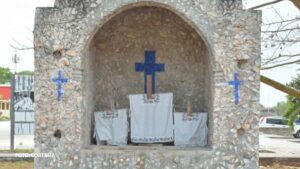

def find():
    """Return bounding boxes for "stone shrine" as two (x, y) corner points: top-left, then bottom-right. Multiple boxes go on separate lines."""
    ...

(34, 0), (261, 168)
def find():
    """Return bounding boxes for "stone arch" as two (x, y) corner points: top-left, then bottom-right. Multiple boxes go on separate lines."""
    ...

(82, 1), (215, 59)
(81, 1), (215, 146)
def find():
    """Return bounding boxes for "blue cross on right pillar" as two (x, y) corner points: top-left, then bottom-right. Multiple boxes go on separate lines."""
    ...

(228, 73), (243, 105)
(52, 70), (68, 102)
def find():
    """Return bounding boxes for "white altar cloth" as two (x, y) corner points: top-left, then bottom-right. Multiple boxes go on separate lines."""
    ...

(129, 93), (173, 143)
(174, 112), (208, 146)
(94, 109), (128, 145)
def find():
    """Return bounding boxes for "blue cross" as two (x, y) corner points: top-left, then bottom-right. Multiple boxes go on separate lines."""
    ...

(135, 51), (165, 94)
(228, 73), (243, 104)
(52, 70), (68, 102)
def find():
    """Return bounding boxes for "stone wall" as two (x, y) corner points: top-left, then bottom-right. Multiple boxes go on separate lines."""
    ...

(34, 0), (261, 168)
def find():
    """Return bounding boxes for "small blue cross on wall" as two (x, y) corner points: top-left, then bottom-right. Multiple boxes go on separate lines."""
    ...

(135, 51), (165, 94)
(52, 70), (68, 102)
(228, 73), (243, 105)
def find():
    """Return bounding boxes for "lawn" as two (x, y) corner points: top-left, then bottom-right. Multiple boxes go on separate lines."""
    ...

(0, 150), (34, 169)
(0, 161), (34, 169)
(0, 149), (33, 153)
(0, 115), (9, 121)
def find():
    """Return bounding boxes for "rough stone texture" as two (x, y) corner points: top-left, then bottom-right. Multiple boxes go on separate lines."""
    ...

(90, 7), (209, 112)
(34, 0), (261, 168)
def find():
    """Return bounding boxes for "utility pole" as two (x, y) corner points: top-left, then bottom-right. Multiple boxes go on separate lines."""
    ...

(261, 75), (300, 100)
(10, 75), (15, 151)
(10, 52), (19, 151)
(12, 52), (19, 74)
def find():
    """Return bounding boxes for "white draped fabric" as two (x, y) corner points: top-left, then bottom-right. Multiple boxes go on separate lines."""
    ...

(129, 93), (174, 143)
(94, 109), (128, 146)
(174, 112), (208, 146)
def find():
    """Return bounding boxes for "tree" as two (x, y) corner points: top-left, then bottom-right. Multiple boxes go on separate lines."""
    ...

(0, 67), (12, 84)
(248, 0), (299, 69)
(261, 7), (300, 70)
(284, 74), (300, 128)
(274, 101), (288, 115)
(18, 71), (34, 76)
(258, 2), (300, 121)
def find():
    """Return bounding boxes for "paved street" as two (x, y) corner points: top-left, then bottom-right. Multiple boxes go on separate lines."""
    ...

(0, 121), (34, 150)
(259, 133), (300, 158)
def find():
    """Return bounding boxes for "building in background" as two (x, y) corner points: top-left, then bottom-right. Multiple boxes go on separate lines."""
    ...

(13, 75), (34, 135)
(0, 85), (11, 117)
(260, 108), (279, 117)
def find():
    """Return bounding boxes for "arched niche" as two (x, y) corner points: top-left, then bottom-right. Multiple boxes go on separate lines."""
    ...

(84, 5), (214, 146)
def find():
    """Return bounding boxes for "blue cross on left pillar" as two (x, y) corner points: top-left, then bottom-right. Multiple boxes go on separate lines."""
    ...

(228, 73), (243, 105)
(135, 51), (165, 94)
(52, 70), (68, 102)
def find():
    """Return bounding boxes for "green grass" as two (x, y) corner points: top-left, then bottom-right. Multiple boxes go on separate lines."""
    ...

(0, 149), (33, 153)
(0, 161), (34, 169)
(0, 115), (9, 121)
(0, 150), (34, 169)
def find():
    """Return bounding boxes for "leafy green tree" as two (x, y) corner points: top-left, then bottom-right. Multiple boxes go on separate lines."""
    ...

(0, 67), (12, 84)
(274, 101), (288, 116)
(284, 74), (300, 128)
(18, 70), (34, 76)
(0, 115), (9, 121)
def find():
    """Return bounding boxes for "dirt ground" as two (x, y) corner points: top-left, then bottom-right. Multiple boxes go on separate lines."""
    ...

(260, 159), (300, 169)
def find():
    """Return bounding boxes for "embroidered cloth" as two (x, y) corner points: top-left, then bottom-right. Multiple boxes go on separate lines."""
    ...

(129, 93), (174, 143)
(94, 109), (128, 145)
(174, 112), (208, 146)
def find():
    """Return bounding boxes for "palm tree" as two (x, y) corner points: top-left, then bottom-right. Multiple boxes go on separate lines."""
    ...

(284, 74), (300, 128)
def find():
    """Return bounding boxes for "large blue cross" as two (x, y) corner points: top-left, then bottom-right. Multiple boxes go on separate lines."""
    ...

(228, 73), (243, 105)
(135, 51), (165, 94)
(52, 70), (68, 102)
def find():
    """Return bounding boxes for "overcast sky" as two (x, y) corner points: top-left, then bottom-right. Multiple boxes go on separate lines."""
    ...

(253, 1), (300, 108)
(0, 0), (299, 107)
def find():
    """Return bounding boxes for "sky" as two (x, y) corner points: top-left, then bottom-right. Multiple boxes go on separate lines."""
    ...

(0, 0), (299, 108)
(0, 0), (54, 72)
(245, 0), (300, 107)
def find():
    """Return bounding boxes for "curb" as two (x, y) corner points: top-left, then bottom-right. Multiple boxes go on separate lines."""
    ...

(0, 156), (34, 161)
(260, 157), (300, 162)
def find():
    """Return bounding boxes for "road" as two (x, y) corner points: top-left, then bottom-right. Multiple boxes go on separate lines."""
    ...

(0, 121), (34, 150)
(260, 133), (300, 158)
